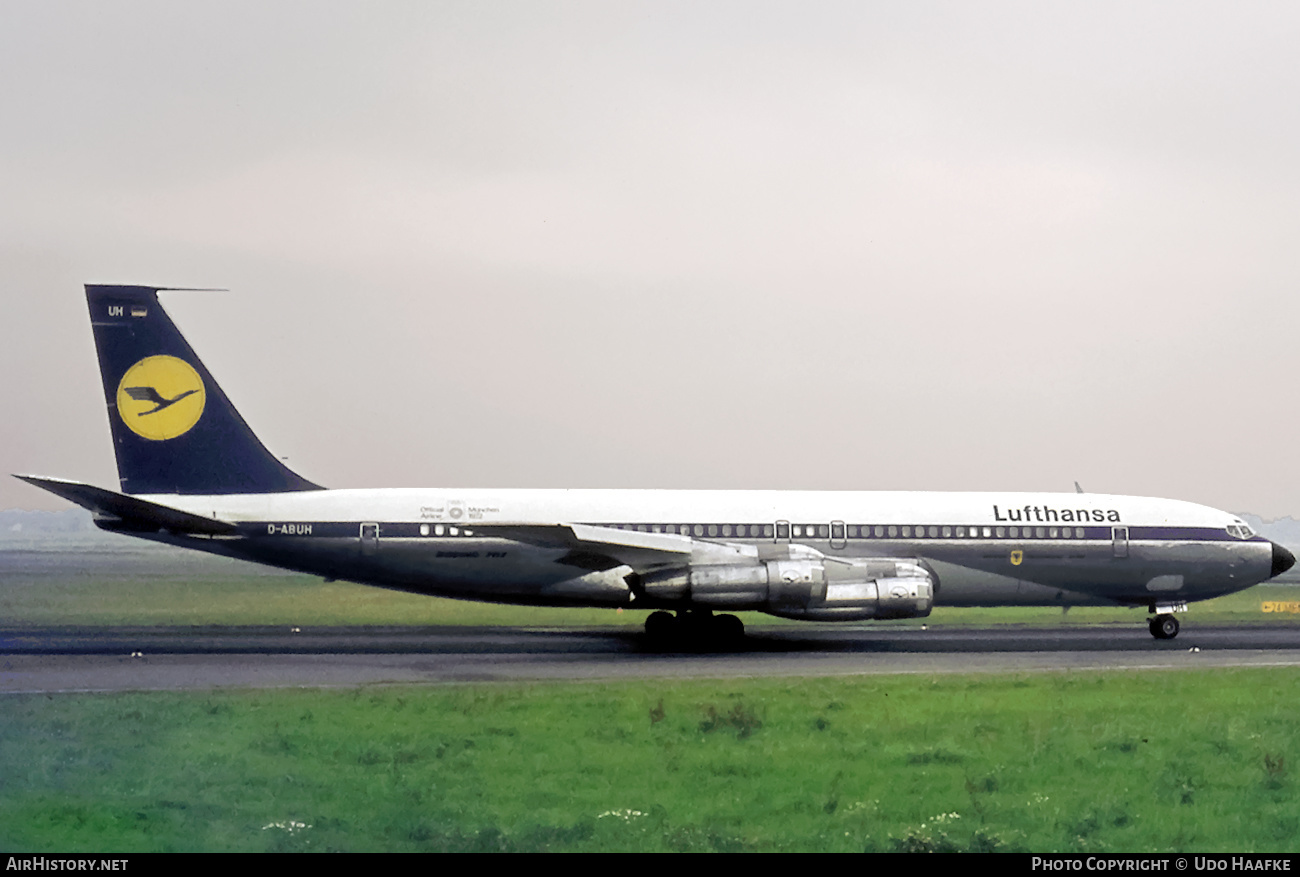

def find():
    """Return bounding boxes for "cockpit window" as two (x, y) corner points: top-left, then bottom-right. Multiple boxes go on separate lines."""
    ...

(1227, 523), (1255, 539)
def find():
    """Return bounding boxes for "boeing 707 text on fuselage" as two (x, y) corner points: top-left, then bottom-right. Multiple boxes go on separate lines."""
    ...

(17, 285), (1295, 642)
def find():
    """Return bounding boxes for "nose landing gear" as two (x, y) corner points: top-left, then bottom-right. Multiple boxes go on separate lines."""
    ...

(1148, 614), (1180, 640)
(1147, 601), (1187, 639)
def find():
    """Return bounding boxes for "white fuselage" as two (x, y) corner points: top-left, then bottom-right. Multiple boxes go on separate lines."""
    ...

(138, 487), (1276, 613)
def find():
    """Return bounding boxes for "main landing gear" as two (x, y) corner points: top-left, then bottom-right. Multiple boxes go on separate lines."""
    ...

(644, 609), (745, 648)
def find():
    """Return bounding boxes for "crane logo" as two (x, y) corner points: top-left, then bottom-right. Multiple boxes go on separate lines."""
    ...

(116, 356), (206, 441)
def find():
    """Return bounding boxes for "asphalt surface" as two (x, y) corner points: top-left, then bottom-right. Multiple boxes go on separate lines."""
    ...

(4, 623), (1300, 692)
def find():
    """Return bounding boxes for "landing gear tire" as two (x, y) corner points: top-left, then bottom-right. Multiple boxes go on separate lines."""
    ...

(1149, 614), (1180, 640)
(678, 610), (714, 641)
(643, 610), (745, 648)
(713, 613), (745, 645)
(645, 611), (678, 643)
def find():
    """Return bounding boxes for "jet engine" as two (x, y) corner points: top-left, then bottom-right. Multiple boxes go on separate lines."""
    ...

(638, 549), (934, 621)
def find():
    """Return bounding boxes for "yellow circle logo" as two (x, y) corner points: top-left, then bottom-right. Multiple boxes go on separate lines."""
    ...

(116, 355), (206, 441)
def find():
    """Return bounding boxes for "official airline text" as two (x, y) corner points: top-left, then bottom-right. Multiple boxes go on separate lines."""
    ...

(994, 505), (1121, 523)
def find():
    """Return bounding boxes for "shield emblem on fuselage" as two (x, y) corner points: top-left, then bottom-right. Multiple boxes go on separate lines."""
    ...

(1010, 550), (1023, 566)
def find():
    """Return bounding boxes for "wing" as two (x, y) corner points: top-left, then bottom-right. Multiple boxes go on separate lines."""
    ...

(488, 522), (758, 572)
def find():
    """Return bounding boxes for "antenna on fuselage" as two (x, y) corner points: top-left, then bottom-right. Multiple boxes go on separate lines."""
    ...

(1075, 481), (1085, 494)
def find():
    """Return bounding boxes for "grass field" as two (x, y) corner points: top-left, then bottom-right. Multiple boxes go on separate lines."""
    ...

(3, 670), (1299, 852)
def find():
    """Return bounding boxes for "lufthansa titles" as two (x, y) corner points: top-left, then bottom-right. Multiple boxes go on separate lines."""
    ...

(994, 504), (1120, 524)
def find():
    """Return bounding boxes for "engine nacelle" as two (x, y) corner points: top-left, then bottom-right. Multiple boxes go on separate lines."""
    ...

(639, 553), (934, 620)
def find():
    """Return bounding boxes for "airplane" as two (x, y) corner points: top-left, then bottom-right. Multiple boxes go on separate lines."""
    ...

(16, 284), (1296, 644)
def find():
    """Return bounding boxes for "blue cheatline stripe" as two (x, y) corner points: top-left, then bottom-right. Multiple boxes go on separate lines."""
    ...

(236, 521), (1260, 544)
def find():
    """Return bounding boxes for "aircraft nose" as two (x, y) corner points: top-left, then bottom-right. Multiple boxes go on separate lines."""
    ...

(1272, 542), (1296, 578)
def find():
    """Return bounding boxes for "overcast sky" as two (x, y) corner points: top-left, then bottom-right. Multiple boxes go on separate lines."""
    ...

(4, 1), (1299, 517)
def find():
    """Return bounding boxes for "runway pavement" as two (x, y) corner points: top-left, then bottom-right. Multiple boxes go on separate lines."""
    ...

(4, 623), (1300, 692)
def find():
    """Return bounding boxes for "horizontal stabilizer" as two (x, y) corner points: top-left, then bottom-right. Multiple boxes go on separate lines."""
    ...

(14, 475), (236, 535)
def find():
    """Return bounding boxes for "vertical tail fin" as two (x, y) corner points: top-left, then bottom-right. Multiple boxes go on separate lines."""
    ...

(87, 285), (322, 495)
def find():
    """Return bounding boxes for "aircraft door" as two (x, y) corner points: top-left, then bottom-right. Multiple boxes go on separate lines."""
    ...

(360, 522), (380, 556)
(830, 520), (847, 549)
(1112, 526), (1129, 558)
